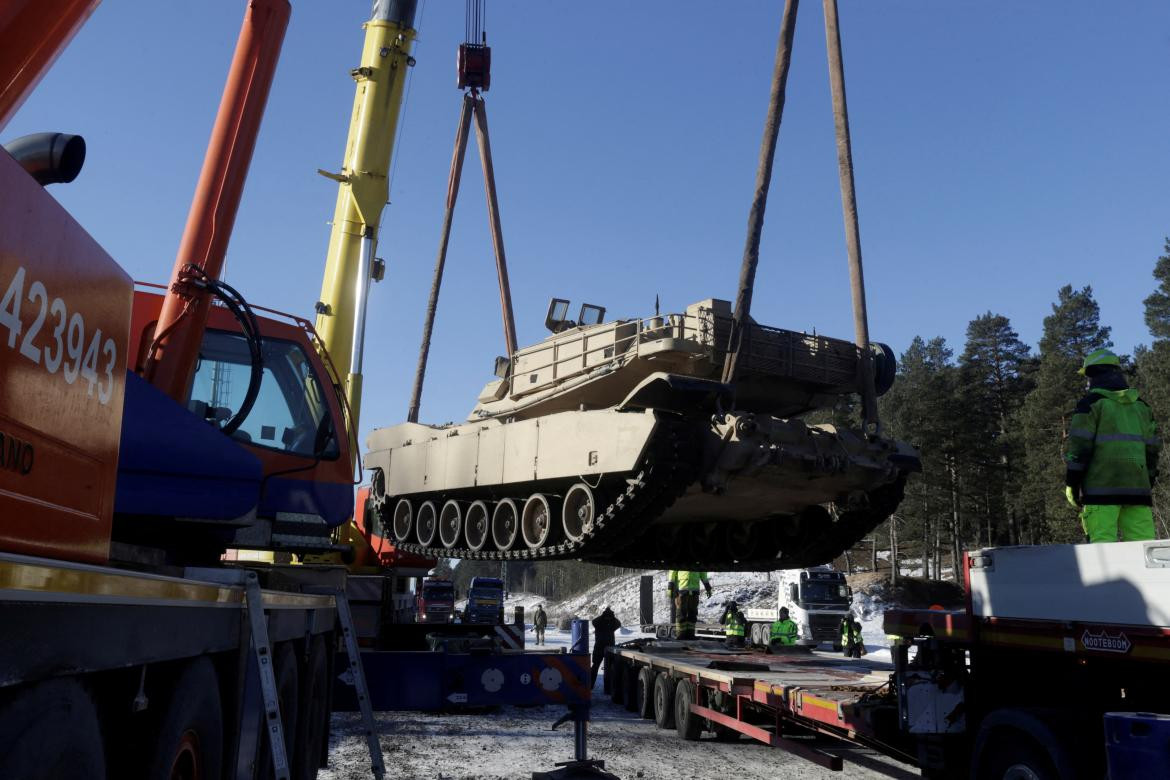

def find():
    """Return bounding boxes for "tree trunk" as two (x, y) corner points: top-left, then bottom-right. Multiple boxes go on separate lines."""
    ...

(890, 514), (899, 586)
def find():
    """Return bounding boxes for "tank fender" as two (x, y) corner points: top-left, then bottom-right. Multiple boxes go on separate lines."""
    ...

(618, 372), (732, 416)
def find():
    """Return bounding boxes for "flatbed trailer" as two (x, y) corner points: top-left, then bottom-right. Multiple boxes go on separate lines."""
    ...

(608, 539), (1170, 779)
(605, 638), (911, 771)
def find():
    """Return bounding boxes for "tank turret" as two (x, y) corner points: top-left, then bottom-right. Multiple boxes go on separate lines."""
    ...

(364, 298), (917, 570)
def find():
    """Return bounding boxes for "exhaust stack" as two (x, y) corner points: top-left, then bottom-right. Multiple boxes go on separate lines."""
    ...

(3, 132), (86, 185)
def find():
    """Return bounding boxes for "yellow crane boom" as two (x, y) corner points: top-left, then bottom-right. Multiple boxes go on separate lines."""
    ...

(315, 0), (417, 437)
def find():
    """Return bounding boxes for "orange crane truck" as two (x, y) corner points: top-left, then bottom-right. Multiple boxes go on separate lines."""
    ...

(0, 2), (374, 779)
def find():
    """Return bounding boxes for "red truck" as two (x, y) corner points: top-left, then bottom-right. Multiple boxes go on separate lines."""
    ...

(416, 577), (456, 623)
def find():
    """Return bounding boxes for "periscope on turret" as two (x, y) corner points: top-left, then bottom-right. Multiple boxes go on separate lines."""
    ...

(364, 298), (919, 570)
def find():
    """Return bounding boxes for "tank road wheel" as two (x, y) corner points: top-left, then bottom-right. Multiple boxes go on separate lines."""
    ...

(653, 673), (677, 730)
(391, 499), (413, 543)
(464, 501), (491, 551)
(492, 499), (521, 551)
(562, 483), (597, 542)
(416, 501), (438, 547)
(439, 500), (463, 549)
(521, 493), (561, 550)
(725, 522), (759, 561)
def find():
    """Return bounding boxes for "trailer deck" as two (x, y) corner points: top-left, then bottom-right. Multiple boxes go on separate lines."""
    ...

(608, 638), (911, 771)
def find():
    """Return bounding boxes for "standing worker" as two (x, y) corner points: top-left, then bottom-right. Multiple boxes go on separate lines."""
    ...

(533, 604), (547, 645)
(768, 607), (799, 651)
(668, 570), (712, 640)
(840, 613), (866, 658)
(590, 604), (621, 687)
(1064, 349), (1161, 543)
(720, 600), (746, 648)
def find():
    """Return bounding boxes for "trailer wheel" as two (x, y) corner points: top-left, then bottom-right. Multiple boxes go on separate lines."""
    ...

(144, 656), (224, 780)
(293, 636), (329, 780)
(977, 735), (1056, 780)
(622, 661), (639, 712)
(256, 642), (300, 780)
(673, 680), (703, 741)
(653, 673), (677, 730)
(610, 660), (626, 706)
(636, 667), (656, 719)
(0, 677), (106, 779)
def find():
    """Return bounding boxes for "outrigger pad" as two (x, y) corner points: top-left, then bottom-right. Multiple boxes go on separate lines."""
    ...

(532, 759), (620, 780)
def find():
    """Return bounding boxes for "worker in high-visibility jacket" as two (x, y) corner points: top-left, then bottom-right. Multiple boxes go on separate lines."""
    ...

(667, 570), (711, 640)
(720, 601), (746, 648)
(840, 614), (866, 658)
(768, 607), (799, 649)
(1064, 349), (1161, 543)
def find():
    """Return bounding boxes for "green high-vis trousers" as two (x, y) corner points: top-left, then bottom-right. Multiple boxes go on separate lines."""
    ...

(1080, 504), (1155, 543)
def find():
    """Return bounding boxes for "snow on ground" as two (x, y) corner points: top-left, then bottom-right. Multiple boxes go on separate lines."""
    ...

(544, 570), (778, 628)
(319, 631), (917, 780)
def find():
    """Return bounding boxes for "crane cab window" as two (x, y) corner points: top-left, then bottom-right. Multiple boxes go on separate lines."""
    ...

(189, 329), (339, 459)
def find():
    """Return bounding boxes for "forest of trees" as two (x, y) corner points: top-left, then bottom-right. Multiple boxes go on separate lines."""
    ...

(434, 241), (1170, 598)
(871, 239), (1170, 581)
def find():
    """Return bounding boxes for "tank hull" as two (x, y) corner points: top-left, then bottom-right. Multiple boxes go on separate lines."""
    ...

(365, 373), (918, 569)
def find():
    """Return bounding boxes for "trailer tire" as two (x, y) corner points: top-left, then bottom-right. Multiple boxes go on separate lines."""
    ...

(0, 677), (106, 780)
(636, 667), (656, 719)
(622, 661), (639, 712)
(610, 659), (626, 706)
(973, 709), (1076, 780)
(293, 636), (330, 780)
(256, 642), (300, 780)
(653, 673), (676, 730)
(674, 680), (702, 741)
(144, 656), (224, 780)
(977, 735), (1056, 780)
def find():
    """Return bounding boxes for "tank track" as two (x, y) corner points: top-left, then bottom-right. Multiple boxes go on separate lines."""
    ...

(595, 474), (908, 571)
(390, 415), (702, 564)
(388, 414), (909, 570)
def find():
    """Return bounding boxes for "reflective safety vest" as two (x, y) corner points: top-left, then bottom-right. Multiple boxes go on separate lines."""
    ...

(1065, 388), (1160, 505)
(770, 618), (798, 645)
(723, 612), (745, 637)
(668, 570), (709, 592)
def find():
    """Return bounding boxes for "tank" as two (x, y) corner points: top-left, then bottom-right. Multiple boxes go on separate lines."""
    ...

(365, 298), (919, 570)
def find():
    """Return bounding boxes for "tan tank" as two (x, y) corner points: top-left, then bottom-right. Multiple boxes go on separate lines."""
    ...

(364, 298), (918, 570)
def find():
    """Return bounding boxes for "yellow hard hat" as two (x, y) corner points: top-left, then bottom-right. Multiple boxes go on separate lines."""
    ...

(1079, 348), (1120, 376)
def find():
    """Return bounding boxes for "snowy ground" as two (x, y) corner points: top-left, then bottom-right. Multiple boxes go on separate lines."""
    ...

(321, 571), (914, 779)
(320, 628), (915, 780)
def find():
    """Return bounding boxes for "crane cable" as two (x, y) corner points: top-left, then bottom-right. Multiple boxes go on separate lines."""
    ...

(465, 0), (485, 45)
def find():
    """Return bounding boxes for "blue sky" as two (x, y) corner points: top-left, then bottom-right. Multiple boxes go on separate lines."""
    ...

(6, 1), (1170, 450)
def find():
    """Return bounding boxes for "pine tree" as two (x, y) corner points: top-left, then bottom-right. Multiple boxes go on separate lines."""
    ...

(1135, 240), (1170, 535)
(1143, 238), (1170, 340)
(880, 336), (958, 578)
(1018, 286), (1112, 543)
(958, 313), (1033, 544)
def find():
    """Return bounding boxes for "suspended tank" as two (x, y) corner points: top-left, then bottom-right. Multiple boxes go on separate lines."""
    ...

(364, 298), (919, 570)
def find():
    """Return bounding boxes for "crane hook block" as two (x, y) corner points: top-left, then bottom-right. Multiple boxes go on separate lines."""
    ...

(457, 43), (491, 92)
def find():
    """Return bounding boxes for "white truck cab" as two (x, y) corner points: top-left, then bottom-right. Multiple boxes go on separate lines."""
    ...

(744, 566), (852, 647)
